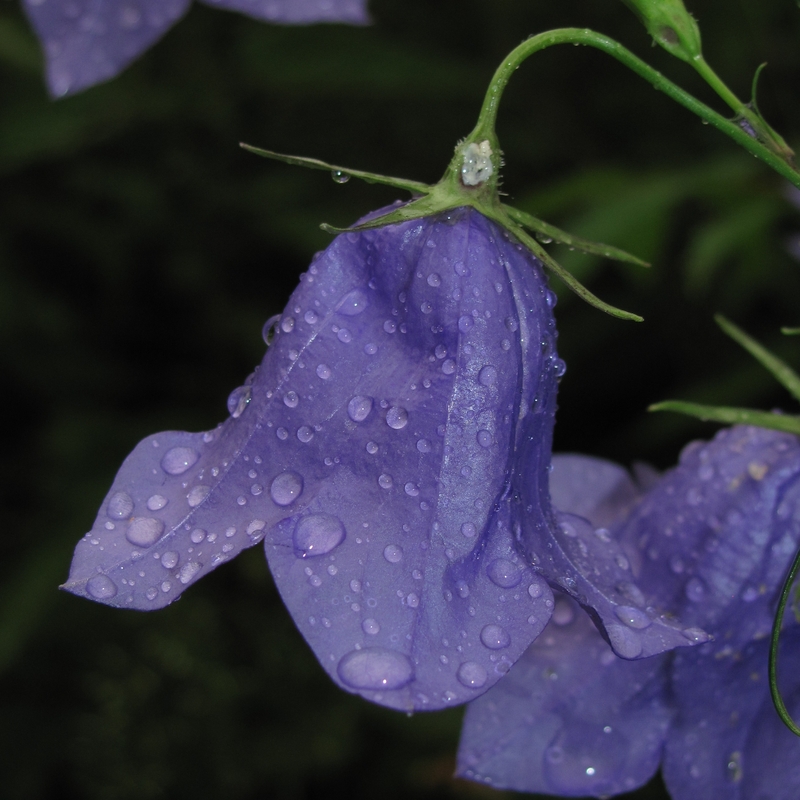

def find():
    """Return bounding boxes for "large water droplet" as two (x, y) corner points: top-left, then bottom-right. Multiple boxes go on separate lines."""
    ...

(126, 517), (164, 547)
(304, 309), (319, 325)
(614, 605), (652, 629)
(386, 407), (408, 429)
(337, 328), (352, 343)
(107, 491), (134, 519)
(606, 623), (643, 658)
(427, 273), (442, 287)
(480, 624), (511, 649)
(442, 359), (456, 375)
(478, 365), (497, 387)
(293, 513), (346, 557)
(186, 485), (210, 508)
(178, 561), (201, 585)
(161, 447), (199, 476)
(146, 494), (168, 511)
(261, 314), (280, 345)
(331, 169), (350, 184)
(160, 551), (179, 569)
(348, 395), (373, 422)
(383, 544), (403, 563)
(270, 471), (304, 506)
(86, 574), (117, 600)
(283, 391), (299, 408)
(339, 288), (369, 316)
(477, 430), (493, 447)
(280, 316), (295, 333)
(378, 474), (393, 489)
(337, 647), (414, 690)
(487, 559), (521, 588)
(228, 386), (252, 418)
(297, 426), (314, 443)
(457, 661), (487, 689)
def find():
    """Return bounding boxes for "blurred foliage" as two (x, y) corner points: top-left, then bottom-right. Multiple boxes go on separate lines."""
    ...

(0, 0), (799, 798)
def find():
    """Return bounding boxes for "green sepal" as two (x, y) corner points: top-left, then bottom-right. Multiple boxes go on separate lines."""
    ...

(239, 144), (431, 195)
(504, 205), (650, 268)
(782, 327), (800, 336)
(619, 0), (703, 64)
(715, 314), (800, 403)
(649, 401), (800, 435)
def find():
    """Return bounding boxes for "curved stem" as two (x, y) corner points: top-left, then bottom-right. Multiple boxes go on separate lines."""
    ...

(470, 28), (800, 190)
(769, 546), (800, 736)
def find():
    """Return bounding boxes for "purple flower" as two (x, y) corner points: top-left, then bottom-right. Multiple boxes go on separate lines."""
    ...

(458, 425), (800, 798)
(22, 0), (368, 97)
(64, 207), (565, 711)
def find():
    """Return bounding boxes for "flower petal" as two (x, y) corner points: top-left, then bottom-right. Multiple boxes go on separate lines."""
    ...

(663, 628), (800, 800)
(457, 595), (672, 797)
(22, 0), (191, 97)
(65, 207), (562, 711)
(617, 425), (800, 649)
(198, 0), (368, 24)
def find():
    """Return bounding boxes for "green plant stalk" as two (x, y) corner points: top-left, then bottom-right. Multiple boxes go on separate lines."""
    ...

(649, 401), (800, 435)
(467, 29), (800, 191)
(770, 547), (800, 737)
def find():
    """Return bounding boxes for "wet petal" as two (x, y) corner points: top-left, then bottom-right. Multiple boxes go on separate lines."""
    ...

(663, 627), (800, 800)
(617, 425), (800, 649)
(199, 0), (368, 24)
(66, 207), (562, 712)
(22, 0), (191, 97)
(457, 595), (671, 797)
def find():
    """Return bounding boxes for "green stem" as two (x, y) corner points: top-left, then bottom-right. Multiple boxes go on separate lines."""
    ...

(469, 28), (800, 190)
(769, 546), (800, 736)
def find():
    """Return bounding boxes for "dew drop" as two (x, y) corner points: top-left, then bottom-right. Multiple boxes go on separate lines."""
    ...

(227, 386), (251, 418)
(614, 605), (652, 629)
(304, 309), (319, 325)
(383, 544), (403, 563)
(504, 316), (519, 332)
(480, 624), (511, 649)
(190, 529), (206, 544)
(337, 328), (352, 343)
(337, 647), (414, 690)
(276, 427), (289, 441)
(458, 315), (473, 333)
(161, 447), (199, 476)
(478, 365), (497, 386)
(270, 471), (304, 506)
(348, 395), (373, 422)
(283, 391), (299, 408)
(461, 522), (477, 538)
(404, 482), (419, 497)
(487, 558), (521, 588)
(86, 574), (117, 600)
(386, 407), (408, 429)
(457, 661), (487, 689)
(178, 561), (201, 585)
(416, 438), (432, 453)
(477, 430), (493, 447)
(606, 623), (643, 658)
(454, 260), (470, 276)
(378, 474), (393, 489)
(297, 426), (314, 443)
(339, 288), (369, 316)
(383, 320), (397, 334)
(186, 485), (210, 508)
(442, 359), (456, 375)
(126, 517), (164, 547)
(146, 494), (168, 511)
(364, 342), (377, 355)
(293, 513), (346, 557)
(427, 273), (442, 287)
(331, 169), (350, 184)
(434, 344), (447, 359)
(107, 491), (134, 519)
(362, 618), (381, 635)
(280, 316), (295, 333)
(528, 581), (544, 599)
(160, 551), (179, 569)
(316, 364), (332, 380)
(366, 441), (379, 455)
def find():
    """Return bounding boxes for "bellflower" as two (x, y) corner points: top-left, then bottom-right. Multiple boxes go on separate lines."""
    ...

(458, 424), (800, 798)
(22, 0), (368, 97)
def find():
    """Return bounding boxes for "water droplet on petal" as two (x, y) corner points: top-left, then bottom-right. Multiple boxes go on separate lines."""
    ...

(348, 395), (373, 422)
(487, 558), (521, 588)
(614, 605), (652, 629)
(190, 529), (206, 544)
(280, 316), (295, 333)
(427, 273), (442, 287)
(386, 407), (408, 429)
(227, 386), (251, 418)
(457, 661), (487, 689)
(478, 365), (497, 386)
(339, 289), (369, 316)
(261, 314), (280, 345)
(362, 618), (380, 635)
(480, 624), (511, 649)
(416, 439), (432, 453)
(270, 471), (304, 506)
(366, 441), (379, 455)
(86, 574), (117, 600)
(126, 517), (164, 547)
(461, 522), (477, 538)
(186, 485), (210, 507)
(442, 359), (456, 375)
(404, 482), (419, 497)
(364, 342), (377, 355)
(458, 315), (473, 333)
(107, 491), (134, 519)
(383, 544), (403, 563)
(160, 551), (179, 569)
(304, 310), (319, 325)
(528, 581), (543, 599)
(337, 647), (414, 690)
(316, 364), (332, 380)
(293, 513), (346, 557)
(383, 320), (397, 334)
(161, 447), (199, 476)
(283, 391), (299, 408)
(297, 426), (314, 443)
(606, 623), (643, 658)
(147, 494), (168, 511)
(337, 328), (352, 343)
(178, 561), (201, 585)
(477, 430), (493, 447)
(378, 474), (393, 489)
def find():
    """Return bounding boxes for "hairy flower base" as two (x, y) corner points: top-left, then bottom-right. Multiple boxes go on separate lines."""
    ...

(459, 427), (800, 798)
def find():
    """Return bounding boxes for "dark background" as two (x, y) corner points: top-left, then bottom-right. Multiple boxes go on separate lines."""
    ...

(1, 0), (799, 797)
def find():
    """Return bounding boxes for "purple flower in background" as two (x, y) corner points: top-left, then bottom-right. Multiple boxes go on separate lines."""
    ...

(22, 0), (368, 97)
(458, 425), (800, 798)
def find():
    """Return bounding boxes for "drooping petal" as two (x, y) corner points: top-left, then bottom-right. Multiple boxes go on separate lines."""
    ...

(457, 595), (672, 797)
(616, 425), (800, 649)
(199, 0), (368, 24)
(663, 627), (800, 800)
(22, 0), (191, 97)
(65, 206), (562, 712)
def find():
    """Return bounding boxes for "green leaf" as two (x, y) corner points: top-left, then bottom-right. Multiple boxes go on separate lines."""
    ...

(716, 314), (800, 403)
(649, 401), (800, 435)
